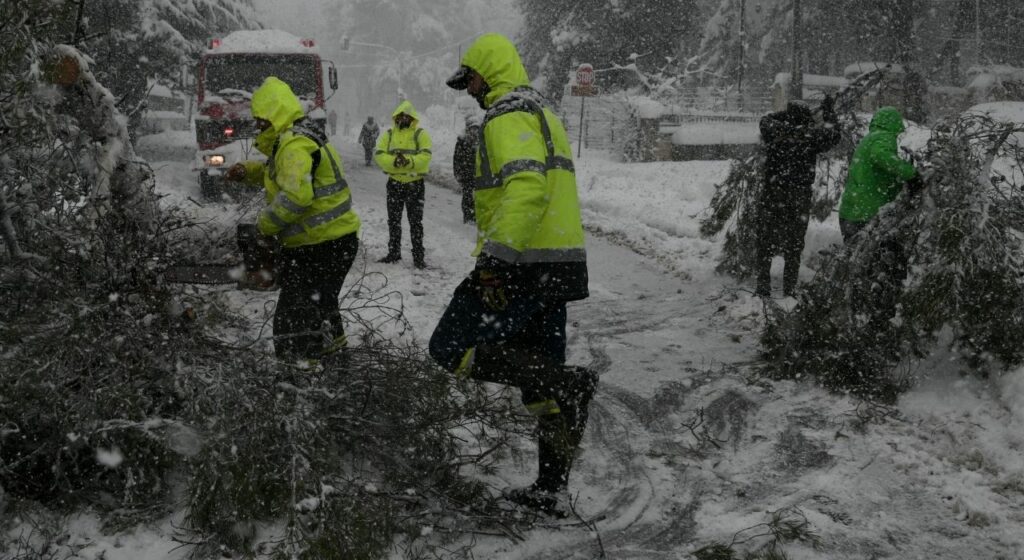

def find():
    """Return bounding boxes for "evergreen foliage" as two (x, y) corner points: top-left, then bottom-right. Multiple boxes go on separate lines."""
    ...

(329, 0), (519, 115)
(693, 506), (820, 559)
(700, 67), (888, 279)
(762, 113), (1024, 400)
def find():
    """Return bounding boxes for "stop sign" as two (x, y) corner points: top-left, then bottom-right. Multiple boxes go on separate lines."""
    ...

(576, 64), (594, 86)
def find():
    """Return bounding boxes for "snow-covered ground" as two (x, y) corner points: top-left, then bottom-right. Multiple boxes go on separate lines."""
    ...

(21, 121), (1024, 559)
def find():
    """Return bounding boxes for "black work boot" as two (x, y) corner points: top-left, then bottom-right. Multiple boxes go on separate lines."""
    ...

(377, 253), (401, 264)
(507, 366), (598, 517)
(506, 414), (573, 518)
(558, 366), (599, 442)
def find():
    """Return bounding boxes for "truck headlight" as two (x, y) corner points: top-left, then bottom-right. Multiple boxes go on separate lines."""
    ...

(204, 154), (225, 167)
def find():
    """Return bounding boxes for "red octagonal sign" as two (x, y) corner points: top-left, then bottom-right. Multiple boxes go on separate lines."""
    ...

(576, 63), (594, 86)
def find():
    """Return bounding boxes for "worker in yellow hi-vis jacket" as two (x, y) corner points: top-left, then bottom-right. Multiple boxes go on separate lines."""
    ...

(226, 77), (360, 365)
(374, 100), (432, 268)
(430, 34), (598, 517)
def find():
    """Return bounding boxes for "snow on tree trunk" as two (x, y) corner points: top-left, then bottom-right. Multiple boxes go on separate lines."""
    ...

(51, 45), (159, 232)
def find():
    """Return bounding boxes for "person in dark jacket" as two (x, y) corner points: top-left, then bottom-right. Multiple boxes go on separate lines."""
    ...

(452, 115), (480, 223)
(357, 116), (379, 166)
(755, 98), (841, 297)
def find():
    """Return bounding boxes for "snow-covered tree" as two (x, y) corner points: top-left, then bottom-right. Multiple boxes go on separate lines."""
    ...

(70, 0), (258, 133)
(518, 0), (701, 101)
(762, 113), (1024, 402)
(699, 0), (1024, 96)
(330, 0), (520, 118)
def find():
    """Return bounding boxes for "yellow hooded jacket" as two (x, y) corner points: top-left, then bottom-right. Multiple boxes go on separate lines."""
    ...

(460, 33), (588, 301)
(239, 77), (360, 248)
(374, 100), (432, 183)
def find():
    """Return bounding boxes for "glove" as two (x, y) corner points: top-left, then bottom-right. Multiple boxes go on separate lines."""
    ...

(225, 163), (247, 182)
(820, 94), (837, 123)
(474, 255), (512, 311)
(393, 153), (410, 168)
(905, 173), (925, 194)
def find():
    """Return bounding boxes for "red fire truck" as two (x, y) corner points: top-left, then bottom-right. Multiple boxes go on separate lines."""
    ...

(193, 30), (337, 199)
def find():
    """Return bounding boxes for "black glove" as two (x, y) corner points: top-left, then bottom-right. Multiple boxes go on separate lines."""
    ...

(474, 254), (512, 311)
(393, 153), (410, 168)
(905, 173), (925, 194)
(820, 94), (837, 123)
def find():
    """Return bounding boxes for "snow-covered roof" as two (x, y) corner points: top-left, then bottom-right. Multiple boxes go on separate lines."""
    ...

(671, 122), (760, 145)
(206, 29), (320, 55)
(843, 62), (903, 78)
(966, 64), (1024, 79)
(965, 65), (1024, 92)
(773, 73), (849, 88)
(147, 81), (173, 98)
(965, 101), (1024, 123)
(631, 97), (666, 119)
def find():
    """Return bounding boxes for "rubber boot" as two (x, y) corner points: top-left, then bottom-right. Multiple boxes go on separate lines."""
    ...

(507, 366), (598, 517)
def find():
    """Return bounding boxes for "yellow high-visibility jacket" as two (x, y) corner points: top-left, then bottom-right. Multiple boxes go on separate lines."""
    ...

(238, 77), (359, 248)
(374, 100), (432, 183)
(460, 33), (588, 300)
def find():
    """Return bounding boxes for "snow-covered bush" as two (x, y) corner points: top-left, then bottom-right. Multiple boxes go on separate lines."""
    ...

(181, 333), (518, 557)
(762, 113), (1024, 401)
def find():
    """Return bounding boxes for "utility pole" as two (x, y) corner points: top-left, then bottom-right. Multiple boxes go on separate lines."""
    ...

(790, 0), (803, 103)
(975, 0), (981, 65)
(737, 0), (747, 107)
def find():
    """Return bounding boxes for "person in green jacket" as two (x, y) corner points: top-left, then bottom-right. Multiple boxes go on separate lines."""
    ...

(837, 106), (922, 242)
(375, 101), (432, 268)
(431, 33), (598, 517)
(225, 77), (361, 364)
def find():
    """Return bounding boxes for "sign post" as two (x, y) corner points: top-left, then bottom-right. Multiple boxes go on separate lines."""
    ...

(571, 63), (597, 158)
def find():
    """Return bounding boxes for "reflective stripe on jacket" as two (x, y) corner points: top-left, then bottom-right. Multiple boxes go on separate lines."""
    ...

(460, 34), (588, 300)
(246, 77), (360, 248)
(374, 100), (432, 183)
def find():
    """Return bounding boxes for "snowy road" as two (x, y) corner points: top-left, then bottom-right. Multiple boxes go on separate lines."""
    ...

(142, 135), (1024, 560)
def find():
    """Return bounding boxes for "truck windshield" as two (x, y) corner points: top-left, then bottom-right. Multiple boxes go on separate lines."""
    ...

(204, 54), (317, 98)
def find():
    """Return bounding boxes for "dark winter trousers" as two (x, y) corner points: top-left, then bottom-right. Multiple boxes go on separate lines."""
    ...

(385, 178), (425, 262)
(841, 218), (909, 335)
(274, 233), (359, 360)
(362, 144), (374, 166)
(460, 182), (475, 223)
(237, 223), (277, 279)
(755, 199), (810, 296)
(429, 278), (594, 493)
(839, 218), (866, 243)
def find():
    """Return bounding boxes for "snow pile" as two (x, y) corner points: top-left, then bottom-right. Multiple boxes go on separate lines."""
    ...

(965, 101), (1024, 123)
(630, 96), (666, 119)
(843, 62), (904, 78)
(208, 29), (319, 54)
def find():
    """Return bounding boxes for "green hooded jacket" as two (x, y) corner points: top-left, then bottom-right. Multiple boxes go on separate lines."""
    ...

(838, 106), (918, 223)
(459, 33), (588, 301)
(374, 100), (432, 183)
(240, 77), (360, 247)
